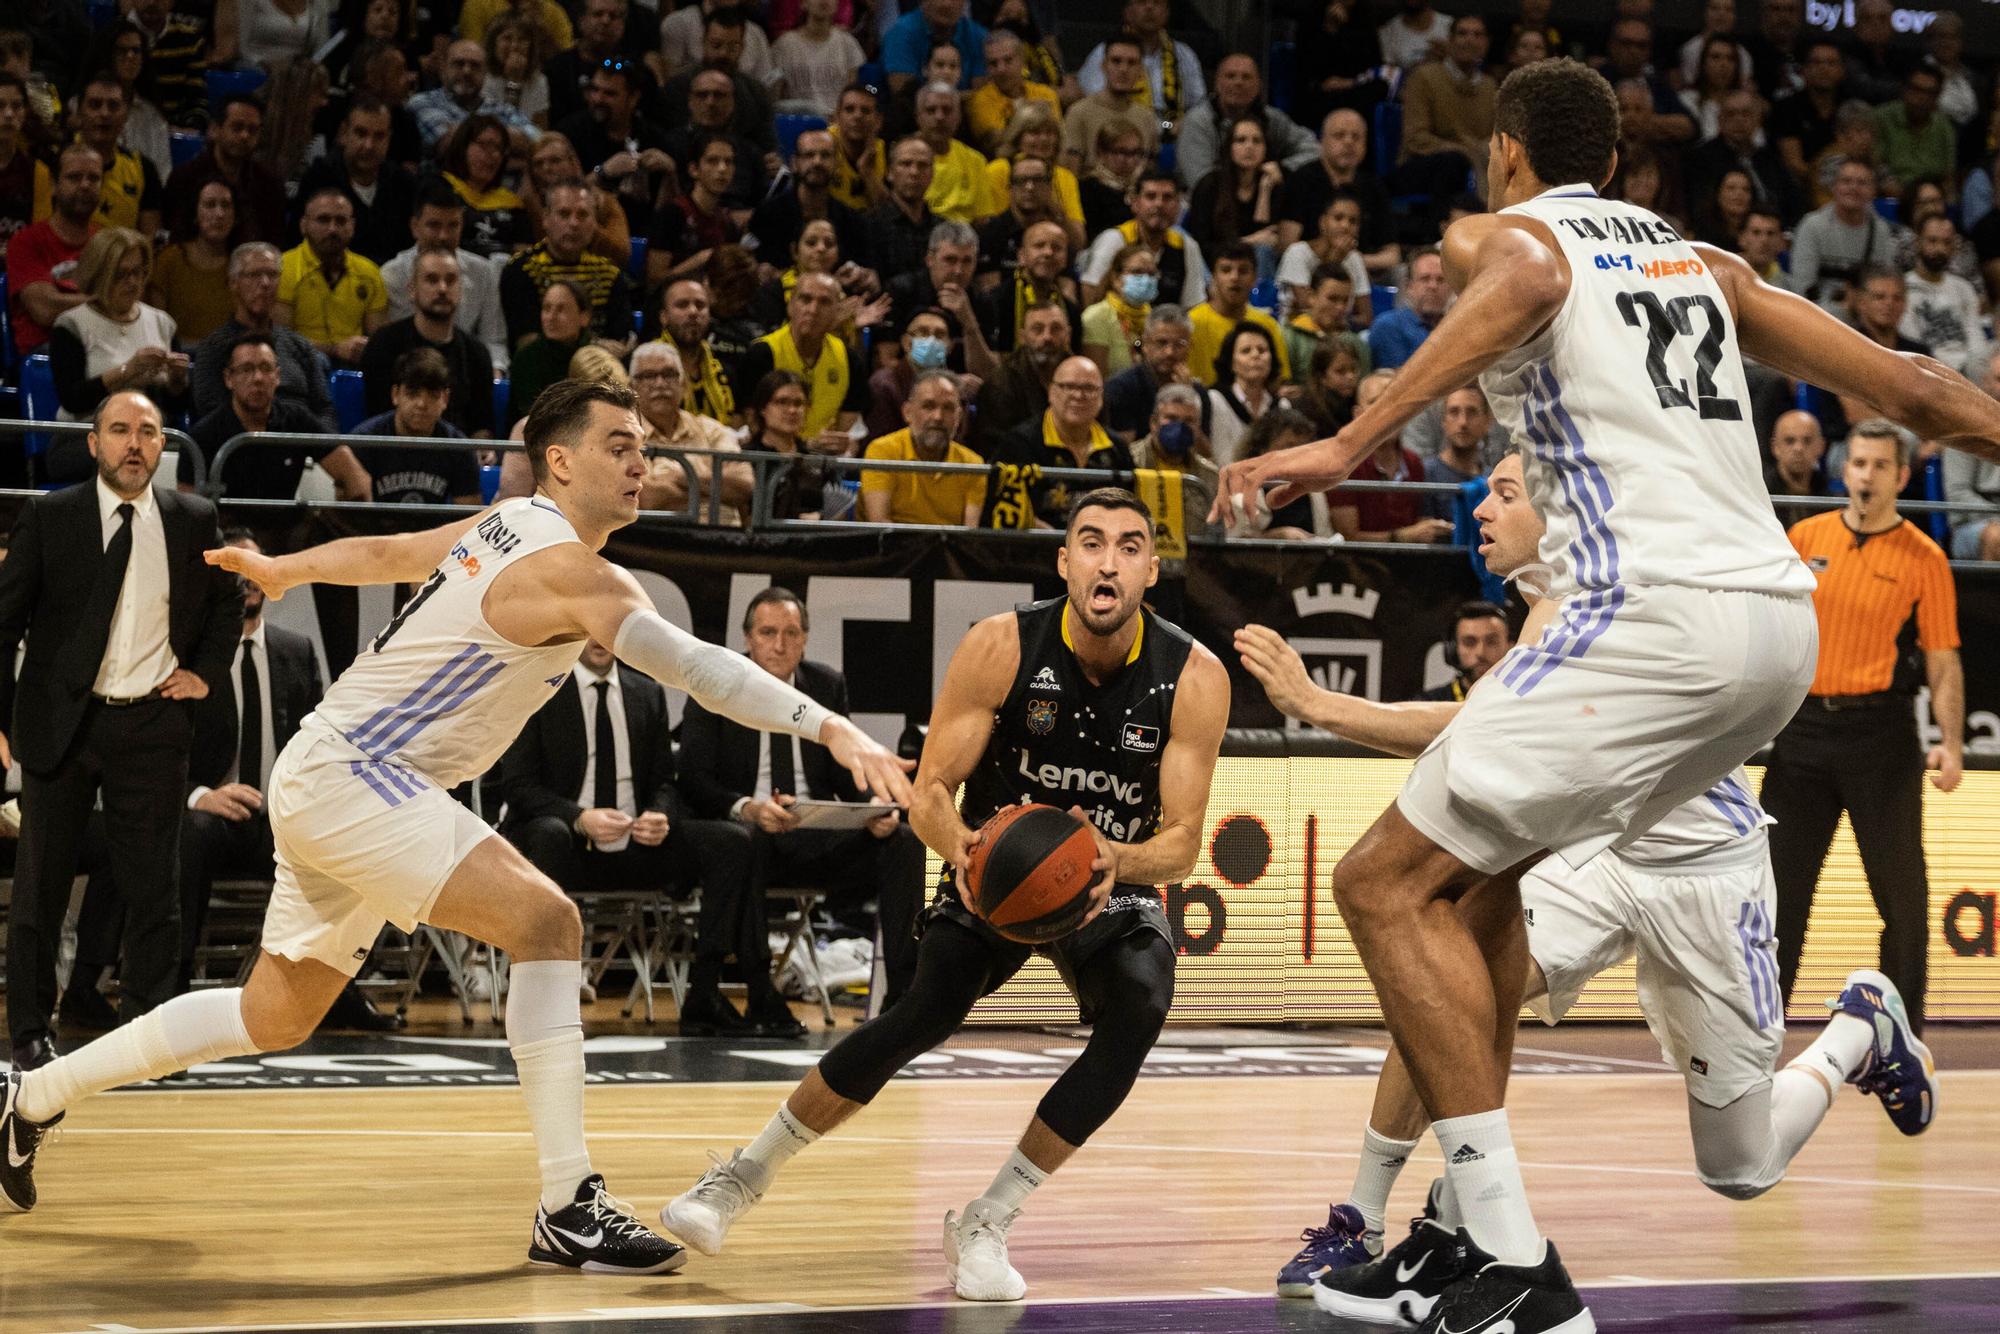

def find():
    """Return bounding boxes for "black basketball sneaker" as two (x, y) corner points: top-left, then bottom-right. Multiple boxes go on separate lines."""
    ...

(1414, 1234), (1594, 1334)
(529, 1174), (688, 1275)
(1, 1068), (62, 1213)
(1313, 1180), (1469, 1325)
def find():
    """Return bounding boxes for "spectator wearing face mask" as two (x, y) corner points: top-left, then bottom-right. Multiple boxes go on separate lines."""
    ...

(1129, 382), (1217, 499)
(1080, 243), (1158, 377)
(866, 308), (956, 439)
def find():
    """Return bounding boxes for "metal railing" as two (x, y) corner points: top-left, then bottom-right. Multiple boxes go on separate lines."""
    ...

(0, 419), (207, 490)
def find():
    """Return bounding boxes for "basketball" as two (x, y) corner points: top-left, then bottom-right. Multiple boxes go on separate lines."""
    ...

(963, 803), (1101, 944)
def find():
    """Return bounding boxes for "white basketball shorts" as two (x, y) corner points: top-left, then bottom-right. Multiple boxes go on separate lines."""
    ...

(260, 718), (495, 976)
(1525, 834), (1785, 1108)
(1397, 584), (1817, 875)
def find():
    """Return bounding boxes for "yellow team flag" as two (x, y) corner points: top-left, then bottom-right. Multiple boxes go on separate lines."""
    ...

(1133, 468), (1187, 559)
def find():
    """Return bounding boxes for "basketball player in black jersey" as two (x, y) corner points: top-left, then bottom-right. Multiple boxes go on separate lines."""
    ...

(659, 488), (1230, 1300)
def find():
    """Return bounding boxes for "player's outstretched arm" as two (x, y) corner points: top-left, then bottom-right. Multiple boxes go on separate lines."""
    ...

(909, 614), (1019, 885)
(545, 553), (915, 806)
(1702, 244), (2000, 464)
(1235, 624), (1460, 757)
(1210, 217), (1568, 524)
(1102, 645), (1231, 887)
(204, 509), (491, 600)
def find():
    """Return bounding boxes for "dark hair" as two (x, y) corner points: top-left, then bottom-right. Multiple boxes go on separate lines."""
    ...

(1216, 321), (1278, 384)
(1063, 486), (1152, 538)
(1210, 115), (1272, 246)
(1308, 260), (1351, 289)
(837, 80), (881, 110)
(688, 129), (737, 168)
(1802, 36), (1843, 60)
(1244, 407), (1314, 459)
(441, 112), (510, 183)
(704, 4), (750, 33)
(747, 368), (808, 426)
(413, 176), (465, 216)
(392, 346), (453, 392)
(1211, 240), (1257, 272)
(220, 524), (259, 545)
(1741, 203), (1783, 230)
(1103, 34), (1144, 61)
(79, 69), (127, 103)
(522, 378), (639, 483)
(301, 184), (351, 215)
(1852, 261), (1903, 290)
(742, 585), (809, 633)
(1900, 172), (1948, 224)
(0, 71), (25, 104)
(226, 330), (278, 367)
(1691, 33), (1741, 95)
(1494, 59), (1620, 190)
(541, 277), (593, 314)
(1904, 60), (1942, 89)
(342, 94), (391, 127)
(1132, 166), (1180, 194)
(1452, 600), (1508, 635)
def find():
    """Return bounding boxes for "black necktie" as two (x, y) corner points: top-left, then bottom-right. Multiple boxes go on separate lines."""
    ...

(768, 726), (795, 799)
(592, 680), (619, 812)
(69, 502), (135, 690)
(238, 638), (262, 790)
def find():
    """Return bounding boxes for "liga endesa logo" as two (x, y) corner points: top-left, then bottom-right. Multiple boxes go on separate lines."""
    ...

(1943, 889), (1997, 957)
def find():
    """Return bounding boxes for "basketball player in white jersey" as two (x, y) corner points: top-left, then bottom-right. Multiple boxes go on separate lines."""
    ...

(0, 380), (915, 1276)
(1240, 452), (1932, 1325)
(1212, 59), (1993, 1332)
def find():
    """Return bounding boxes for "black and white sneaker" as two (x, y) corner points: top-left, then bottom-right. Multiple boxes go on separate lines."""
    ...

(1415, 1234), (1594, 1334)
(1, 1067), (62, 1214)
(528, 1174), (688, 1275)
(1314, 1181), (1471, 1326)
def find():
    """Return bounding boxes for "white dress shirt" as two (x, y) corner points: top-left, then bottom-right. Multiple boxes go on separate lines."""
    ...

(92, 477), (177, 698)
(731, 673), (805, 820)
(574, 660), (635, 818)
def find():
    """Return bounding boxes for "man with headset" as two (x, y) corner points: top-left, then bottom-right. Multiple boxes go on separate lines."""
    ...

(1417, 600), (1512, 702)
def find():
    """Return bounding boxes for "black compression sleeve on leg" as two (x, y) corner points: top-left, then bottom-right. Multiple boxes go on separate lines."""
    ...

(1035, 933), (1176, 1146)
(816, 916), (1001, 1106)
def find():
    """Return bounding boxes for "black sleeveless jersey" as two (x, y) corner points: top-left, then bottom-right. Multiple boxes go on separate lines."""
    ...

(954, 596), (1195, 865)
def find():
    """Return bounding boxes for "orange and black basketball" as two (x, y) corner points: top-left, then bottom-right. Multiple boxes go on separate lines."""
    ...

(963, 803), (1101, 944)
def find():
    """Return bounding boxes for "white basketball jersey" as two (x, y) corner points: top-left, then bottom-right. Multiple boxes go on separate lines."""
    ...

(302, 496), (587, 788)
(1478, 186), (1817, 601)
(1619, 766), (1770, 868)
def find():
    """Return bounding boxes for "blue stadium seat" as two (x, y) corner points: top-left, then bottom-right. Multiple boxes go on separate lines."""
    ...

(1370, 284), (1397, 317)
(1920, 454), (1950, 544)
(20, 354), (56, 468)
(493, 378), (510, 428)
(628, 236), (648, 284)
(480, 463), (500, 504)
(1157, 139), (1175, 175)
(206, 67), (267, 113)
(331, 369), (366, 431)
(856, 63), (887, 94)
(1268, 42), (1296, 114)
(776, 114), (828, 161)
(1873, 196), (1899, 223)
(170, 131), (204, 167)
(1249, 279), (1279, 313)
(1371, 100), (1401, 175)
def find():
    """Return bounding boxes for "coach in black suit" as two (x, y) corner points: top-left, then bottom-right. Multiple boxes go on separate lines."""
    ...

(498, 640), (796, 1037)
(0, 393), (238, 1069)
(676, 588), (926, 1007)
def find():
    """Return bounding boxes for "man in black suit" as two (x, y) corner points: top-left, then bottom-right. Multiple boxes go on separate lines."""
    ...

(676, 588), (926, 1007)
(0, 392), (238, 1070)
(498, 639), (798, 1037)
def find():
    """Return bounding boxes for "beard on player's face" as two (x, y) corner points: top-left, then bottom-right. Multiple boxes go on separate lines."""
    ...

(1064, 562), (1145, 636)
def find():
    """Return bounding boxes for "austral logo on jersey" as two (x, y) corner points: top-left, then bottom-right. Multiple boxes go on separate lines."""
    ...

(1030, 666), (1061, 692)
(1557, 214), (1685, 247)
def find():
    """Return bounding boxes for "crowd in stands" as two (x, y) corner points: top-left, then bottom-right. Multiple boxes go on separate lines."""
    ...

(7, 0), (1999, 548)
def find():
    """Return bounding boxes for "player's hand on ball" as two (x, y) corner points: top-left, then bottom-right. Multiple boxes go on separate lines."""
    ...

(206, 545), (295, 602)
(946, 822), (985, 909)
(1235, 624), (1319, 720)
(822, 715), (917, 807)
(1069, 805), (1116, 928)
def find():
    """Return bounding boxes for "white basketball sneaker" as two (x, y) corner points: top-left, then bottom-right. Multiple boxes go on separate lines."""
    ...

(944, 1201), (1027, 1301)
(660, 1149), (767, 1256)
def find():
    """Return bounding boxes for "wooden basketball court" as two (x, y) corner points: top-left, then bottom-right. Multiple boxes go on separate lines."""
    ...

(4, 1020), (1994, 1334)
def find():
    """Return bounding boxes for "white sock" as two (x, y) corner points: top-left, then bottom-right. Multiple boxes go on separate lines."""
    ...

(19, 989), (256, 1122)
(506, 960), (592, 1212)
(1346, 1126), (1420, 1248)
(1770, 1064), (1837, 1162)
(741, 1104), (819, 1181)
(1432, 1174), (1464, 1231)
(974, 1148), (1048, 1217)
(1795, 1013), (1877, 1087)
(1434, 1109), (1542, 1268)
